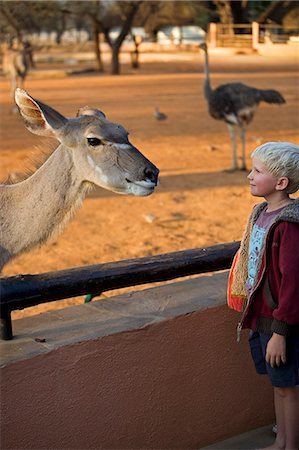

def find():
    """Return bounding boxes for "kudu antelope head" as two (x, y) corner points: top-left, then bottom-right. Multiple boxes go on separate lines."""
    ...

(15, 89), (159, 196)
(0, 90), (159, 271)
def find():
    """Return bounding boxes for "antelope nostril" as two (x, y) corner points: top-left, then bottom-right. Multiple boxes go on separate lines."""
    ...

(144, 167), (159, 184)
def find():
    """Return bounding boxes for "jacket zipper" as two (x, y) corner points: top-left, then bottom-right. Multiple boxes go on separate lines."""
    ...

(236, 219), (277, 342)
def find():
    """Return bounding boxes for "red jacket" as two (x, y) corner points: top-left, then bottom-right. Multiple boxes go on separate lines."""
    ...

(228, 198), (299, 339)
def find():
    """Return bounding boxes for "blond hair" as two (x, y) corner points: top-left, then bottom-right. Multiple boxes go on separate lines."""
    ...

(251, 141), (299, 194)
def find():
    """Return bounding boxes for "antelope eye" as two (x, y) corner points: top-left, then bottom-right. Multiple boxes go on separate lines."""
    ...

(87, 137), (102, 147)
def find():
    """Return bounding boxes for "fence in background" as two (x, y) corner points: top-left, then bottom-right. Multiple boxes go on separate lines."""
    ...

(0, 241), (239, 340)
(208, 22), (299, 48)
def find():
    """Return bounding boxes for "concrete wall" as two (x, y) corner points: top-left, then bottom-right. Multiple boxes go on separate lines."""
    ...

(0, 272), (274, 449)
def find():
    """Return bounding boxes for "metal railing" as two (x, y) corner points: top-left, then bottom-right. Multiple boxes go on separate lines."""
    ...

(259, 24), (299, 44)
(216, 23), (253, 48)
(0, 241), (240, 340)
(210, 22), (299, 48)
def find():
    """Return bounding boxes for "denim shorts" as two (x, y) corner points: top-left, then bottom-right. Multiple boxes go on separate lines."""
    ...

(249, 330), (299, 388)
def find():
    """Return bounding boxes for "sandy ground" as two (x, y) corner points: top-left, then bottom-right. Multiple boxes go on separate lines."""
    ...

(0, 47), (298, 318)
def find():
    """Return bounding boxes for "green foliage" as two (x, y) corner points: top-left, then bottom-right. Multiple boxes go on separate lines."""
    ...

(1, 0), (289, 44)
(282, 5), (299, 27)
(247, 0), (273, 21)
(0, 1), (71, 41)
(143, 0), (213, 35)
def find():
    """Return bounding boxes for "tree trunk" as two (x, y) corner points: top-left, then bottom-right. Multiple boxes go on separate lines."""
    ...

(230, 0), (249, 23)
(110, 0), (144, 75)
(111, 44), (120, 75)
(214, 0), (234, 23)
(130, 34), (141, 69)
(213, 0), (234, 36)
(55, 12), (67, 45)
(93, 22), (104, 72)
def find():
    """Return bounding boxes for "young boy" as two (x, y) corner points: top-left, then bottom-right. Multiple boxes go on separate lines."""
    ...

(227, 141), (299, 450)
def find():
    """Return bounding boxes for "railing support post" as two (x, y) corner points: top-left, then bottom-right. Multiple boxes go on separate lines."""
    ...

(0, 309), (13, 340)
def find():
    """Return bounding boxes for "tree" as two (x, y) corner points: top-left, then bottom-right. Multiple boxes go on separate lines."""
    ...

(0, 1), (72, 45)
(256, 0), (299, 24)
(211, 0), (299, 25)
(143, 1), (214, 37)
(98, 0), (144, 75)
(213, 0), (235, 24)
(64, 0), (144, 75)
(62, 1), (105, 72)
(0, 2), (23, 43)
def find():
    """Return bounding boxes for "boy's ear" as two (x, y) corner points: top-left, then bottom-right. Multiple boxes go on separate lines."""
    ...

(276, 176), (289, 191)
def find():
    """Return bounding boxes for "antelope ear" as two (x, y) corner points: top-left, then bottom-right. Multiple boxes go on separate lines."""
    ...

(15, 88), (68, 137)
(77, 106), (106, 119)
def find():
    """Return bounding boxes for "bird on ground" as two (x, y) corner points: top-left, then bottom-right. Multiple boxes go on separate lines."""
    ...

(154, 107), (167, 121)
(199, 43), (286, 171)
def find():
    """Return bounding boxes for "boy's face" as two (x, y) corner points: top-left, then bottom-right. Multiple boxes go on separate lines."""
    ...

(247, 156), (280, 198)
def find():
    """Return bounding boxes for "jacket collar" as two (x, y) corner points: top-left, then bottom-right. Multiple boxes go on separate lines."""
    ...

(253, 197), (299, 225)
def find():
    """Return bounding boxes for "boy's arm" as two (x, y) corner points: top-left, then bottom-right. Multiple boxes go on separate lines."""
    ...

(271, 222), (299, 334)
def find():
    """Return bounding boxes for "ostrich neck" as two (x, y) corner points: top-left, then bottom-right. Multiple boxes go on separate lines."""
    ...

(203, 50), (213, 100)
(0, 145), (88, 263)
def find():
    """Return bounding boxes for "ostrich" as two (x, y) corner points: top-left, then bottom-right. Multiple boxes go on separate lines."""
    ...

(154, 107), (167, 121)
(199, 43), (286, 170)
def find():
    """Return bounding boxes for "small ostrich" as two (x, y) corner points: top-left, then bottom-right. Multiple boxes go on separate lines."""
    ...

(154, 107), (167, 121)
(199, 43), (286, 170)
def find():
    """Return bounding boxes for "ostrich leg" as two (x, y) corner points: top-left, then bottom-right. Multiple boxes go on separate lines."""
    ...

(240, 127), (247, 170)
(227, 124), (238, 170)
